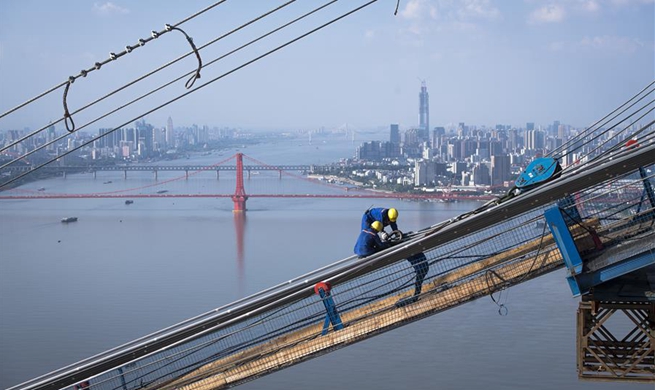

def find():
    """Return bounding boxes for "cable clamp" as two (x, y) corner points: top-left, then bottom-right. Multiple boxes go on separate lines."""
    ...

(125, 45), (133, 53)
(94, 62), (102, 70)
(138, 38), (146, 46)
(151, 30), (159, 39)
(109, 52), (117, 60)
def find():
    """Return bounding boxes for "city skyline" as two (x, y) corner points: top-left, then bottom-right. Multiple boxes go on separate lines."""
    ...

(0, 1), (653, 132)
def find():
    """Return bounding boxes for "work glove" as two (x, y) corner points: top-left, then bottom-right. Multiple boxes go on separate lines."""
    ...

(380, 232), (389, 241)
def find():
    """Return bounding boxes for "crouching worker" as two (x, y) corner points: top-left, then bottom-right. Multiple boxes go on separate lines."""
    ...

(354, 221), (390, 258)
(395, 252), (429, 307)
(361, 207), (400, 236)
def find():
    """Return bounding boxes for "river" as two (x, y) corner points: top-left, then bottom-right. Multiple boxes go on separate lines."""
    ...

(0, 136), (648, 390)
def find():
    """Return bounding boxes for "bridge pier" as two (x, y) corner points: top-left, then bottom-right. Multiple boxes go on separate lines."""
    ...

(185, 170), (189, 180)
(93, 171), (96, 179)
(216, 170), (219, 180)
(279, 169), (282, 179)
(153, 170), (158, 180)
(232, 153), (248, 212)
(124, 170), (127, 179)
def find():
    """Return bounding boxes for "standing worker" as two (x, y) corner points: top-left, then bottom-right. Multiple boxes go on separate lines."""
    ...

(354, 221), (390, 258)
(361, 207), (400, 239)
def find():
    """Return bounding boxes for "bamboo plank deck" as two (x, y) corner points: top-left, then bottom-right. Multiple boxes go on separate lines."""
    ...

(155, 215), (652, 390)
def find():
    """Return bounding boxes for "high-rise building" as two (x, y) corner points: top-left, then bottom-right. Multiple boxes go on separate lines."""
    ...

(47, 123), (56, 151)
(526, 129), (545, 151)
(166, 116), (174, 147)
(550, 120), (560, 137)
(97, 128), (120, 149)
(472, 163), (491, 186)
(356, 140), (397, 161)
(491, 154), (511, 186)
(432, 126), (445, 149)
(390, 124), (400, 145)
(418, 81), (429, 132)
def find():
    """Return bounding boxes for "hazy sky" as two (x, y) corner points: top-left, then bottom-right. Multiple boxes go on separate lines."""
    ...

(0, 0), (653, 133)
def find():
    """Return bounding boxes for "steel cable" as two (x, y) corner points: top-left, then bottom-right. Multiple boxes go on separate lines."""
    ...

(0, 0), (298, 155)
(0, 0), (231, 121)
(549, 80), (655, 160)
(0, 0), (342, 182)
(0, 0), (380, 189)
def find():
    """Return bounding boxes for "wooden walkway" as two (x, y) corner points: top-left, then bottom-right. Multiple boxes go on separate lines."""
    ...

(151, 219), (610, 390)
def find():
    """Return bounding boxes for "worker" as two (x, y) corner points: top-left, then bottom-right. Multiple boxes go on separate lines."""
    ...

(396, 252), (429, 307)
(361, 207), (400, 239)
(354, 221), (390, 258)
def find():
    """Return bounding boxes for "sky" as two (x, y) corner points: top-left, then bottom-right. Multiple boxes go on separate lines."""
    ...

(0, 0), (653, 133)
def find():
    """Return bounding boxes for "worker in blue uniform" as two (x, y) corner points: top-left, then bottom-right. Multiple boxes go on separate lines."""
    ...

(354, 221), (390, 258)
(361, 207), (399, 239)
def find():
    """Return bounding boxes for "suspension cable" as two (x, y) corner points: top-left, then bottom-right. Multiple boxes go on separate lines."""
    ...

(568, 118), (655, 177)
(0, 0), (230, 121)
(556, 94), (655, 167)
(0, 0), (297, 155)
(0, 0), (337, 172)
(0, 0), (381, 189)
(549, 80), (655, 159)
(580, 109), (655, 167)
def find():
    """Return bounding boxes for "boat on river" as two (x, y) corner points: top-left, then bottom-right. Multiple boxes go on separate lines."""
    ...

(61, 217), (78, 223)
(125, 200), (134, 205)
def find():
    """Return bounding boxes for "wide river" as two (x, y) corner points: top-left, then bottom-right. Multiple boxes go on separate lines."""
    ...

(0, 136), (647, 390)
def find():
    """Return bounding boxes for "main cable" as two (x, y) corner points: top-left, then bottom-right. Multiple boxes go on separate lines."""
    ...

(0, 0), (381, 189)
(0, 0), (297, 155)
(559, 99), (655, 175)
(549, 80), (655, 160)
(0, 0), (231, 121)
(0, 0), (339, 172)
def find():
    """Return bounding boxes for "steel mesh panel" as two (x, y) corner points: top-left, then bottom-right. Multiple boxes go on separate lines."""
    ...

(45, 162), (655, 390)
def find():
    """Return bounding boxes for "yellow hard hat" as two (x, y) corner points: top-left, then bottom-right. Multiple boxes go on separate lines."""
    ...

(388, 208), (398, 222)
(371, 221), (383, 232)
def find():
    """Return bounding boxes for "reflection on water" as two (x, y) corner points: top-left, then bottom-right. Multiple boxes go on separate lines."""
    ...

(234, 211), (246, 297)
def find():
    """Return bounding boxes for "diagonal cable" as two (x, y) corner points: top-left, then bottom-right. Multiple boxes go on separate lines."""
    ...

(0, 0), (338, 171)
(0, 0), (381, 189)
(0, 0), (297, 155)
(0, 0), (231, 121)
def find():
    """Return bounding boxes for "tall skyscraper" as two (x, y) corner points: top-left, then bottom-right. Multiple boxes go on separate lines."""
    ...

(166, 116), (174, 147)
(418, 80), (429, 132)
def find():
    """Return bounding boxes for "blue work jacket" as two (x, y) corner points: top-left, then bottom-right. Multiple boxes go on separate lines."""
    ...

(354, 227), (390, 257)
(361, 207), (398, 231)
